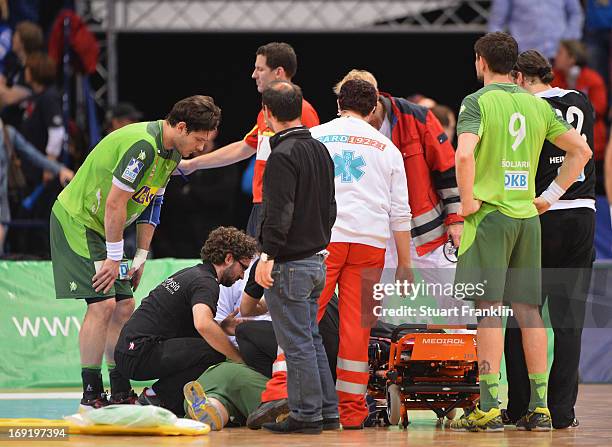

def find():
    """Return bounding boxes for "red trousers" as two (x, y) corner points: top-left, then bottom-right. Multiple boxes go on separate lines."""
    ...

(260, 242), (385, 426)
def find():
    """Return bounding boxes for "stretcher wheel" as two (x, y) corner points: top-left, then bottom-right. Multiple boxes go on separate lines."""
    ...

(386, 384), (401, 426)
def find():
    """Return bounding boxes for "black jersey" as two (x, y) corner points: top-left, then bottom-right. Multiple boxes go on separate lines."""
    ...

(535, 88), (595, 201)
(116, 263), (220, 349)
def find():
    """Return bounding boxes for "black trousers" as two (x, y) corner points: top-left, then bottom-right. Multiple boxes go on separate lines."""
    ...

(246, 203), (263, 238)
(504, 208), (595, 428)
(235, 293), (340, 380)
(115, 337), (225, 416)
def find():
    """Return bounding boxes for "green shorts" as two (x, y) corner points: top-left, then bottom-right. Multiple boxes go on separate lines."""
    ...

(455, 204), (541, 305)
(185, 361), (268, 424)
(49, 201), (133, 301)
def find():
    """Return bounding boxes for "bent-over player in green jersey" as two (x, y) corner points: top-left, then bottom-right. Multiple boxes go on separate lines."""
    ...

(449, 33), (591, 432)
(49, 96), (221, 410)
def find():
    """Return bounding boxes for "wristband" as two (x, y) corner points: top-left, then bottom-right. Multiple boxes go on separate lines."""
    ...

(539, 180), (566, 206)
(106, 240), (124, 261)
(132, 248), (149, 271)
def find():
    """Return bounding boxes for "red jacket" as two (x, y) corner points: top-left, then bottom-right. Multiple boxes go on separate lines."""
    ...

(380, 92), (462, 256)
(552, 67), (608, 160)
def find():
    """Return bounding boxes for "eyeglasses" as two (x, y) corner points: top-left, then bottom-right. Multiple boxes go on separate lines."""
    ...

(236, 260), (250, 272)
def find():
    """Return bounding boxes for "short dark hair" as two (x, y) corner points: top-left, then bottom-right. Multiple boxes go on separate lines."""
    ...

(512, 50), (555, 84)
(200, 226), (258, 265)
(25, 52), (56, 87)
(16, 21), (44, 55)
(256, 42), (297, 78)
(166, 95), (221, 133)
(559, 40), (588, 67)
(262, 81), (303, 122)
(474, 32), (518, 75)
(338, 79), (377, 117)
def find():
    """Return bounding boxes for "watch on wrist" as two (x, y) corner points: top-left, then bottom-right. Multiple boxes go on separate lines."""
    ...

(260, 253), (274, 262)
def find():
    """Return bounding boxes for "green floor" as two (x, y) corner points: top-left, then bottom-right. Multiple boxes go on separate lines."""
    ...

(0, 396), (79, 419)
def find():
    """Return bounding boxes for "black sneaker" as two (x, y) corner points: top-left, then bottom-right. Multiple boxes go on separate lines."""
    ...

(79, 392), (109, 413)
(516, 407), (552, 431)
(109, 389), (138, 405)
(137, 387), (162, 407)
(501, 408), (518, 425)
(322, 417), (341, 431)
(246, 398), (289, 429)
(262, 416), (322, 434)
(554, 417), (579, 429)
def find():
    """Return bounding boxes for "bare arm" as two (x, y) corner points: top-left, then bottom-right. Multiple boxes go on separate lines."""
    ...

(550, 128), (592, 190)
(193, 303), (243, 362)
(534, 128), (592, 214)
(455, 133), (481, 217)
(179, 141), (255, 174)
(92, 184), (133, 293)
(0, 84), (30, 107)
(135, 222), (155, 252)
(239, 293), (268, 317)
(105, 184), (132, 243)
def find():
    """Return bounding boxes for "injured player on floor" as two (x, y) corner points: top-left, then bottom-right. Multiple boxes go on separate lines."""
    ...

(182, 361), (289, 430)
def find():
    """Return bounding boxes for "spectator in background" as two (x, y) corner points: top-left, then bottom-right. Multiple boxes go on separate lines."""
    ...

(105, 102), (143, 134)
(488, 0), (583, 59)
(431, 104), (457, 143)
(22, 52), (65, 185)
(0, 21), (43, 128)
(584, 0), (612, 95)
(0, 118), (72, 256)
(8, 51), (64, 257)
(553, 39), (609, 194)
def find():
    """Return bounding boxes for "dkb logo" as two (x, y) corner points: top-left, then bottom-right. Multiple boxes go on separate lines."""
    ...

(504, 171), (528, 190)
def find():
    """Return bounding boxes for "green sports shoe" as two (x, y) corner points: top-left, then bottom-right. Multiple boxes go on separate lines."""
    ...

(183, 381), (224, 430)
(449, 406), (504, 432)
(516, 407), (552, 431)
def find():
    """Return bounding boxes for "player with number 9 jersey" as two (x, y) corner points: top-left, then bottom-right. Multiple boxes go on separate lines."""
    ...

(457, 83), (571, 219)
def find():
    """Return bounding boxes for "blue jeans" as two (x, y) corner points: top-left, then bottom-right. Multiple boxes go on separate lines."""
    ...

(265, 254), (339, 422)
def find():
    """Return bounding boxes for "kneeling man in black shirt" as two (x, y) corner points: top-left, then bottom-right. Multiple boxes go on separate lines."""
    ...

(115, 226), (258, 415)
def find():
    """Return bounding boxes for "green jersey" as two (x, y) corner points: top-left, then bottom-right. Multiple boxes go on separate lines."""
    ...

(457, 83), (570, 218)
(58, 121), (181, 235)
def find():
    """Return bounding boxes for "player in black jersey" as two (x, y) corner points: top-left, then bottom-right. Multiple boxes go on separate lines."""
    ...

(504, 50), (596, 430)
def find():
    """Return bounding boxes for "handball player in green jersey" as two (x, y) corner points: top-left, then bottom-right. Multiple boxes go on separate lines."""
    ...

(49, 96), (221, 410)
(450, 33), (591, 432)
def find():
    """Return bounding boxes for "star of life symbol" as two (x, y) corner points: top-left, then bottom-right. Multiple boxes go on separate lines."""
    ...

(69, 281), (77, 292)
(333, 150), (366, 183)
(129, 342), (135, 350)
(138, 150), (146, 161)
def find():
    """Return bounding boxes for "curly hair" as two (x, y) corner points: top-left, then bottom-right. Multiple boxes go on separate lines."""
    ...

(201, 226), (258, 265)
(338, 79), (378, 117)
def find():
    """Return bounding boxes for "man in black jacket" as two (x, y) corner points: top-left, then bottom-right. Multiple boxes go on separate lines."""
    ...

(254, 80), (338, 434)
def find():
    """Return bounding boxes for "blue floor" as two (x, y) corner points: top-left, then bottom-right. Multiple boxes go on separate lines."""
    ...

(0, 399), (79, 419)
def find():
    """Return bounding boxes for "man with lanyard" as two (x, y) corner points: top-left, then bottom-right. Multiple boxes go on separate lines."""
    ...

(49, 95), (221, 410)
